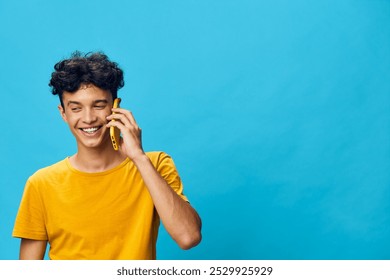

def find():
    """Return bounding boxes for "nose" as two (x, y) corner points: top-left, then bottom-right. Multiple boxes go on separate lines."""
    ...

(82, 108), (98, 124)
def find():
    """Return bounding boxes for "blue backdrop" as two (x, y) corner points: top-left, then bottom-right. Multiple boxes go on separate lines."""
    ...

(1, 0), (389, 260)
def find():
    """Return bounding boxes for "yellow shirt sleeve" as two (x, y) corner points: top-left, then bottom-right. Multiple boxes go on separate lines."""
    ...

(12, 178), (48, 241)
(152, 152), (189, 202)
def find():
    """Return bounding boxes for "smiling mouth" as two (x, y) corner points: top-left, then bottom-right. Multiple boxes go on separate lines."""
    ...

(79, 126), (102, 134)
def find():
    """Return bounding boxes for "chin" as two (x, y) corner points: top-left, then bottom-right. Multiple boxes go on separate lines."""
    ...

(77, 137), (110, 150)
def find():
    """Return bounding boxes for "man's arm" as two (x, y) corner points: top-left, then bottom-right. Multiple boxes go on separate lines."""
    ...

(19, 239), (47, 260)
(133, 154), (202, 249)
(107, 108), (202, 249)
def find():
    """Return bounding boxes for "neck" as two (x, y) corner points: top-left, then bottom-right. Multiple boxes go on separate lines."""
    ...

(70, 142), (127, 173)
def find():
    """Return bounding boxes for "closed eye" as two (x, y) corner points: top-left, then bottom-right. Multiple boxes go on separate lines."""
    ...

(70, 107), (82, 112)
(94, 100), (108, 109)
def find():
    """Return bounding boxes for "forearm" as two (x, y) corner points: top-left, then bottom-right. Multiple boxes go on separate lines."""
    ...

(132, 154), (202, 249)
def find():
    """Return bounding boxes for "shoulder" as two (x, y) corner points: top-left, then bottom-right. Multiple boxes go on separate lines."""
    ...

(146, 151), (171, 164)
(145, 151), (178, 170)
(145, 151), (181, 175)
(28, 158), (68, 184)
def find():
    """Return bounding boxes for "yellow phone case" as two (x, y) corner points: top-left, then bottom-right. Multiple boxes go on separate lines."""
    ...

(110, 98), (121, 151)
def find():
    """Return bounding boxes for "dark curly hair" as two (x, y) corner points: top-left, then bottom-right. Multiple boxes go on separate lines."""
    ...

(49, 51), (124, 107)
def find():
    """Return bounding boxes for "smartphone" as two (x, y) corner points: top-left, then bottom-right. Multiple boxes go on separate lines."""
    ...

(110, 98), (121, 151)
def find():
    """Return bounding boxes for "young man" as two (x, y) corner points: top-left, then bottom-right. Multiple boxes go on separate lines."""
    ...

(12, 52), (202, 260)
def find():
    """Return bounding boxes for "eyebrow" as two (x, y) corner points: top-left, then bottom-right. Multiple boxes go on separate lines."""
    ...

(94, 99), (109, 104)
(67, 99), (109, 106)
(67, 101), (82, 106)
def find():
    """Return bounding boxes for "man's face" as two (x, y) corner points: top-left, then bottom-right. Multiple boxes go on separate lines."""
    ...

(58, 84), (114, 150)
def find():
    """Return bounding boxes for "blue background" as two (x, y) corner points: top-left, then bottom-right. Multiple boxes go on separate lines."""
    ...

(1, 0), (389, 259)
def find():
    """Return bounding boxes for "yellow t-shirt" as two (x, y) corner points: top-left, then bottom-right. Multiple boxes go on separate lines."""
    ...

(12, 151), (188, 260)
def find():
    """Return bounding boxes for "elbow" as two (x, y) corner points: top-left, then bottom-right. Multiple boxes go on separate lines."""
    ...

(177, 230), (202, 250)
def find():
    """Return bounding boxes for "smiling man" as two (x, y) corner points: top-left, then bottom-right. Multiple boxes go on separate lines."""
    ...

(12, 52), (202, 260)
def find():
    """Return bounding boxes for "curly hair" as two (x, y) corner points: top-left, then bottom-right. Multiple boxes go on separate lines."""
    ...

(49, 51), (124, 107)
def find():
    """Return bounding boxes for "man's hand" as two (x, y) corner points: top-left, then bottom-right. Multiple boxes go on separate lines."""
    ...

(106, 107), (201, 249)
(106, 108), (144, 160)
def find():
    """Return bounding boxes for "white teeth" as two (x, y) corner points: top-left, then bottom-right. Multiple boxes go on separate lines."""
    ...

(82, 127), (99, 133)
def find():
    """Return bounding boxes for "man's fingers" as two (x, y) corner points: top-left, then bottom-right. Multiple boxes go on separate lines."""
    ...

(111, 108), (138, 127)
(107, 113), (132, 128)
(106, 117), (141, 135)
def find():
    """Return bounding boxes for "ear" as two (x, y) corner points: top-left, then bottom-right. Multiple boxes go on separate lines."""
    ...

(58, 105), (68, 123)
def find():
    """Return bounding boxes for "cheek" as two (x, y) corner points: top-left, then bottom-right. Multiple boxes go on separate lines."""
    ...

(63, 114), (78, 127)
(102, 109), (112, 122)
